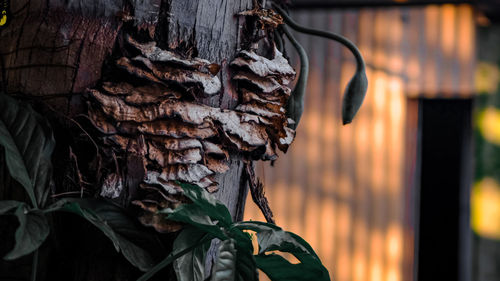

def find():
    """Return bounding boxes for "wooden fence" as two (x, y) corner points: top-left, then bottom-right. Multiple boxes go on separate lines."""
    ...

(244, 4), (476, 281)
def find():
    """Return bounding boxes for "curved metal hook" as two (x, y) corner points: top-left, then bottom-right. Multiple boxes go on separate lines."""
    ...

(273, 3), (368, 125)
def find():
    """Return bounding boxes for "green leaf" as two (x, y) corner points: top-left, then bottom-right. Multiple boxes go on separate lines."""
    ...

(211, 239), (237, 281)
(0, 200), (24, 214)
(255, 253), (330, 281)
(233, 221), (315, 258)
(286, 232), (320, 259)
(234, 221), (329, 281)
(162, 183), (234, 240)
(173, 226), (211, 281)
(163, 204), (227, 240)
(234, 243), (258, 281)
(52, 198), (157, 272)
(4, 204), (49, 260)
(138, 233), (212, 281)
(226, 227), (258, 281)
(164, 183), (259, 281)
(178, 182), (233, 226)
(0, 93), (55, 208)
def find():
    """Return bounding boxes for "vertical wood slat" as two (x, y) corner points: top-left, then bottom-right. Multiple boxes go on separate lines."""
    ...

(245, 5), (475, 281)
(322, 10), (344, 272)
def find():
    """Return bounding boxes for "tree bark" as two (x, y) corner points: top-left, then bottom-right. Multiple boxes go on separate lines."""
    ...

(0, 0), (260, 280)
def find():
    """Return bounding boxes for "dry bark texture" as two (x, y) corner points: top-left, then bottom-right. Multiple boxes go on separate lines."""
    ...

(0, 0), (294, 280)
(87, 34), (294, 232)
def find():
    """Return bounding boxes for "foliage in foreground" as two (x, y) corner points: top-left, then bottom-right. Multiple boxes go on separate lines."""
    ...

(0, 94), (330, 281)
(139, 182), (330, 281)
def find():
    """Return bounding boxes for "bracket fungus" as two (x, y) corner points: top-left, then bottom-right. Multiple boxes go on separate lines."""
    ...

(86, 35), (296, 232)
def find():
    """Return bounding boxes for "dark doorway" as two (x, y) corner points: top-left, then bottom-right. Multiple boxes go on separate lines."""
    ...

(416, 99), (473, 281)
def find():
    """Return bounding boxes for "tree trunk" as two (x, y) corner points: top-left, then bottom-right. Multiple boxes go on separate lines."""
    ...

(0, 0), (293, 280)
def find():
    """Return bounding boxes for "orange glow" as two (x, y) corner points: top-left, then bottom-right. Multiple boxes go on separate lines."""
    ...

(323, 116), (336, 142)
(319, 198), (336, 268)
(306, 111), (322, 164)
(304, 193), (320, 249)
(387, 224), (403, 262)
(358, 9), (374, 65)
(338, 254), (352, 281)
(373, 71), (388, 113)
(457, 5), (476, 95)
(288, 184), (304, 235)
(441, 5), (456, 58)
(389, 77), (404, 194)
(457, 5), (474, 63)
(406, 56), (421, 96)
(356, 118), (369, 154)
(389, 10), (404, 74)
(386, 269), (400, 281)
(373, 118), (385, 191)
(405, 8), (422, 97)
(354, 256), (367, 281)
(371, 262), (384, 281)
(373, 12), (388, 69)
(389, 78), (403, 122)
(424, 5), (440, 96)
(373, 117), (384, 146)
(353, 218), (368, 281)
(334, 148), (352, 279)
(370, 230), (384, 281)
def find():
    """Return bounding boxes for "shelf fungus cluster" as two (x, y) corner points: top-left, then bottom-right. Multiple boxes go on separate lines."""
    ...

(86, 35), (295, 232)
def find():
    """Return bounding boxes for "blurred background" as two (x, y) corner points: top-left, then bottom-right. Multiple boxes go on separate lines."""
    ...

(244, 1), (500, 280)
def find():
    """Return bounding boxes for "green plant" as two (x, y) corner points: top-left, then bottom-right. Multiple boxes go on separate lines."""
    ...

(0, 93), (330, 281)
(138, 182), (331, 281)
(0, 93), (159, 278)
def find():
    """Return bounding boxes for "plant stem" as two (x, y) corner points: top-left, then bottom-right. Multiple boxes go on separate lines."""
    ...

(272, 3), (365, 71)
(281, 25), (309, 129)
(273, 3), (368, 125)
(31, 249), (38, 281)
